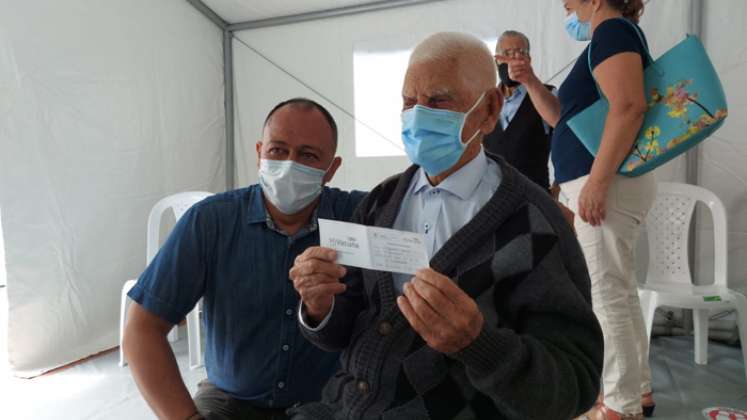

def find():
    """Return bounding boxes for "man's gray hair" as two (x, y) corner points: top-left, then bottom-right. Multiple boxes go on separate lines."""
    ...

(498, 30), (531, 53)
(409, 32), (496, 92)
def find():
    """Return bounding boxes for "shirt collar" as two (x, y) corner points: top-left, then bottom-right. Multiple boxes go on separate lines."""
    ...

(503, 84), (527, 102)
(247, 186), (268, 224)
(247, 185), (332, 230)
(412, 148), (488, 200)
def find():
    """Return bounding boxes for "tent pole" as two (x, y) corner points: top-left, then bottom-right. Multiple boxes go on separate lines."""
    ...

(682, 0), (705, 334)
(185, 0), (235, 191)
(223, 30), (235, 191)
(185, 0), (227, 30)
(228, 0), (446, 32)
(686, 0), (704, 187)
(687, 0), (705, 263)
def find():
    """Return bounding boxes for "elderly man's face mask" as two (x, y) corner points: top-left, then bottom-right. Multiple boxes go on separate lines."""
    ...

(400, 92), (485, 176)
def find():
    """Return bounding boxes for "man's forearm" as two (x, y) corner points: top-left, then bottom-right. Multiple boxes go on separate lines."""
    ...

(525, 79), (561, 128)
(124, 324), (198, 420)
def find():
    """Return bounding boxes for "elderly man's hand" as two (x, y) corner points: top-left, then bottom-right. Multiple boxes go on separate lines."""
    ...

(495, 55), (540, 87)
(289, 247), (347, 323)
(397, 268), (484, 354)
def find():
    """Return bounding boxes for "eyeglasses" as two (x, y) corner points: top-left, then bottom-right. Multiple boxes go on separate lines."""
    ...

(497, 48), (529, 58)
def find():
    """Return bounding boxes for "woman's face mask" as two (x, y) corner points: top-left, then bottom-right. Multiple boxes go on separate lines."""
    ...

(564, 1), (594, 42)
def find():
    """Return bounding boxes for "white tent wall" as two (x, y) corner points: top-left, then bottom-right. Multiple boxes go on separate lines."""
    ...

(691, 1), (747, 290)
(0, 0), (742, 380)
(0, 0), (225, 377)
(232, 0), (689, 193)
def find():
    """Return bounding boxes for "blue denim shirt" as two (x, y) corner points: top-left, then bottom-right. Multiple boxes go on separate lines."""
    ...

(128, 185), (366, 407)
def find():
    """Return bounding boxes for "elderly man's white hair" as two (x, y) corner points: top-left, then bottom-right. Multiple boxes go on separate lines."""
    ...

(409, 32), (497, 94)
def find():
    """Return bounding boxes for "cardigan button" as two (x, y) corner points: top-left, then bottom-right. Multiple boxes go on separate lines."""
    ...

(357, 380), (370, 394)
(377, 321), (393, 336)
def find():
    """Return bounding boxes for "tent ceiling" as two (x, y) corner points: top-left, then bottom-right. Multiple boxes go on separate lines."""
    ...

(201, 0), (382, 24)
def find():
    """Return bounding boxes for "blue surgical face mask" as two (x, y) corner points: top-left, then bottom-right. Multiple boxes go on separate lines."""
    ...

(401, 93), (486, 176)
(258, 159), (329, 215)
(564, 12), (592, 41)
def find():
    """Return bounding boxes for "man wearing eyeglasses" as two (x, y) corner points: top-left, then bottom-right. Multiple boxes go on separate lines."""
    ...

(485, 30), (557, 193)
(487, 31), (576, 228)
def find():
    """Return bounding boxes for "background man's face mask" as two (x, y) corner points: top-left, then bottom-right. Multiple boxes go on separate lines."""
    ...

(258, 158), (329, 215)
(401, 92), (485, 176)
(497, 62), (521, 88)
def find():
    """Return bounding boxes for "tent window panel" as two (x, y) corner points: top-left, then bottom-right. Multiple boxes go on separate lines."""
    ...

(352, 37), (497, 158)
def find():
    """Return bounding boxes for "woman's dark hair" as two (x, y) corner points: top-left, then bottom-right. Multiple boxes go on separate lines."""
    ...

(606, 0), (645, 23)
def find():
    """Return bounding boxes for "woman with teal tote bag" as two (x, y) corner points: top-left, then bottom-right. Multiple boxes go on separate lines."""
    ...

(504, 0), (657, 418)
(557, 1), (655, 419)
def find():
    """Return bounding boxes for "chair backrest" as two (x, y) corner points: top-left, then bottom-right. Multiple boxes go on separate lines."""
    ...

(645, 182), (728, 287)
(146, 191), (213, 264)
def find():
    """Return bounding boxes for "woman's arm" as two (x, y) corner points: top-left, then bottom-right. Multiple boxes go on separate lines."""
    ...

(525, 77), (562, 128)
(577, 52), (647, 225)
(591, 52), (647, 182)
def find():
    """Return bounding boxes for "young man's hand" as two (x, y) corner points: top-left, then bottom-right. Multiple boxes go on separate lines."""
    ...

(290, 247), (347, 322)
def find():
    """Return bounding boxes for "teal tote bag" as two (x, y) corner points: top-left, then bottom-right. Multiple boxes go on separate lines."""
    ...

(567, 19), (728, 177)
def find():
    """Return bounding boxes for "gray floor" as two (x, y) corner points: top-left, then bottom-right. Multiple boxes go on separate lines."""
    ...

(0, 332), (745, 419)
(647, 336), (746, 419)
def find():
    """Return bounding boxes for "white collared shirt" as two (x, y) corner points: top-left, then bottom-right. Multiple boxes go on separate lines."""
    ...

(391, 149), (502, 293)
(500, 84), (556, 134)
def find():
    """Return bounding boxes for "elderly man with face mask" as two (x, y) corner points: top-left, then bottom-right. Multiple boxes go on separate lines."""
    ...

(289, 33), (603, 420)
(486, 30), (556, 192)
(123, 98), (365, 420)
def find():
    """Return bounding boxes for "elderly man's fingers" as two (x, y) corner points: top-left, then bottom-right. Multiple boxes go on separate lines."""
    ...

(409, 278), (459, 320)
(413, 269), (479, 321)
(413, 268), (463, 305)
(397, 295), (432, 340)
(414, 273), (482, 338)
(404, 281), (444, 327)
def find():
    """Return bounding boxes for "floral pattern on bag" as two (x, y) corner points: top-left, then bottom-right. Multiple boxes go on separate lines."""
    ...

(623, 80), (728, 172)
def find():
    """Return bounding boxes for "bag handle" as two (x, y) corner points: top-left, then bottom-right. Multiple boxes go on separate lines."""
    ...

(585, 18), (658, 98)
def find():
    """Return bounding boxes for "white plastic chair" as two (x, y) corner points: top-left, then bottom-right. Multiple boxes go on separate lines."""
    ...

(638, 182), (747, 379)
(119, 191), (212, 368)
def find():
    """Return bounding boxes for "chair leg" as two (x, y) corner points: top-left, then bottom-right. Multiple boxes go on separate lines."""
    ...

(693, 308), (710, 365)
(639, 290), (657, 342)
(167, 325), (179, 342)
(119, 292), (129, 367)
(187, 300), (203, 370)
(732, 293), (747, 381)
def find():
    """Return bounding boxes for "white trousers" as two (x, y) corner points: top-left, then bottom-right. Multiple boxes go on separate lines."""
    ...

(561, 173), (657, 414)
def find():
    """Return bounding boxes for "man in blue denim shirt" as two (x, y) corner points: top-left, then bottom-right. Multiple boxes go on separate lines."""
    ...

(123, 98), (366, 420)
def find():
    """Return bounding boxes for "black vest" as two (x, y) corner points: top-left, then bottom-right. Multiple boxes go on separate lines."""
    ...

(483, 85), (554, 190)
